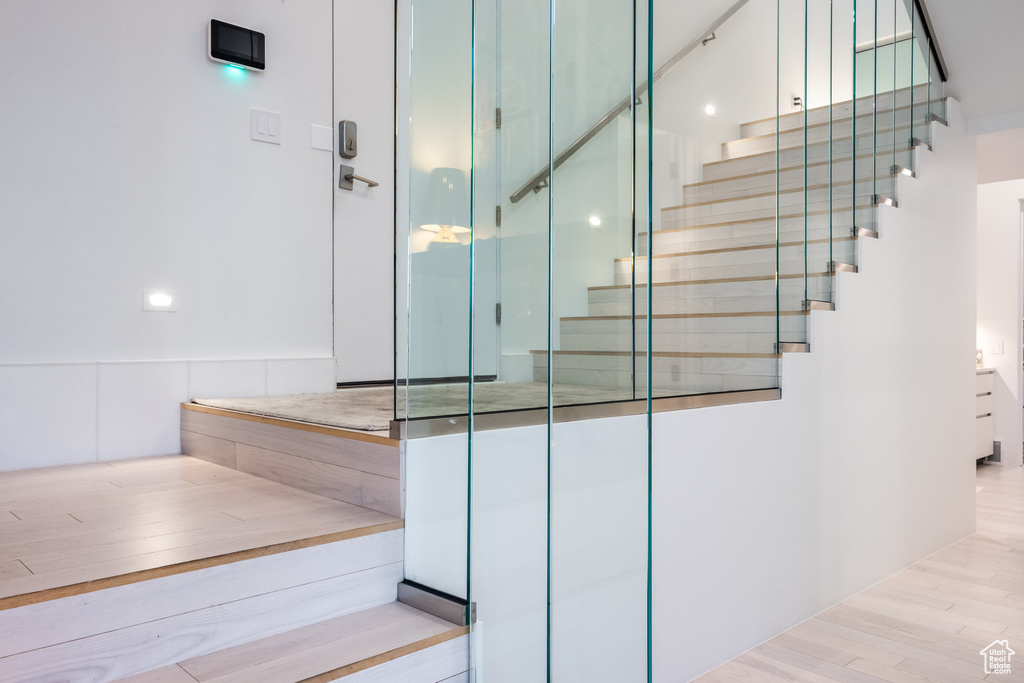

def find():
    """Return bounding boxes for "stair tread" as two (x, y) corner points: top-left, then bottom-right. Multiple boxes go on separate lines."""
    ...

(667, 176), (893, 211)
(618, 236), (855, 263)
(127, 602), (462, 683)
(682, 151), (900, 191)
(711, 126), (930, 165)
(739, 87), (944, 129)
(590, 272), (830, 291)
(731, 97), (946, 144)
(532, 350), (780, 358)
(563, 310), (808, 321)
(0, 456), (401, 609)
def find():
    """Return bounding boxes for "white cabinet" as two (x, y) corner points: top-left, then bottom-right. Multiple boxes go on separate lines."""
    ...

(976, 369), (995, 460)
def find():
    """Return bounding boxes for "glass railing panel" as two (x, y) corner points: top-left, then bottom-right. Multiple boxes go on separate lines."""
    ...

(805, 0), (838, 302)
(926, 28), (946, 124)
(779, 0), (809, 343)
(482, 0), (554, 416)
(549, 0), (638, 407)
(402, 0), (474, 421)
(830, 0), (857, 271)
(909, 1), (930, 152)
(892, 0), (914, 174)
(853, 0), (878, 234)
(469, 424), (549, 681)
(646, 0), (782, 396)
(550, 415), (649, 681)
(872, 0), (897, 207)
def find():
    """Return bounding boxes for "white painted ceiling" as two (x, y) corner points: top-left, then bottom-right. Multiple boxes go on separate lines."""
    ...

(923, 0), (1024, 133)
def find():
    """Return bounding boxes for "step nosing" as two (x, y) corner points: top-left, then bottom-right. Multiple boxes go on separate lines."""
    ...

(295, 623), (469, 683)
(183, 403), (399, 447)
(589, 272), (830, 290)
(666, 176), (896, 211)
(0, 520), (405, 612)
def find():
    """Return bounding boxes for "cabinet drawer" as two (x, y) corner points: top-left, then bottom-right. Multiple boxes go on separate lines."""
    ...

(976, 372), (995, 395)
(976, 393), (994, 417)
(976, 414), (994, 459)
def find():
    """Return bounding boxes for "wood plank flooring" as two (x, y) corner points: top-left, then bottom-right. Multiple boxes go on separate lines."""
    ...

(696, 463), (1024, 682)
(0, 456), (402, 609)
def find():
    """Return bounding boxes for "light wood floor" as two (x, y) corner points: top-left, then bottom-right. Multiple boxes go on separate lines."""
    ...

(697, 462), (1024, 682)
(0, 455), (402, 609)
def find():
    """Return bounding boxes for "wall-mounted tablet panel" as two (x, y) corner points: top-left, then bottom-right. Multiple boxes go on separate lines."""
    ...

(208, 19), (265, 71)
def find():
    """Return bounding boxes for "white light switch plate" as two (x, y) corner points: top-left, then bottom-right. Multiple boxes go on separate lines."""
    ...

(251, 109), (282, 144)
(310, 124), (333, 152)
(988, 340), (1004, 355)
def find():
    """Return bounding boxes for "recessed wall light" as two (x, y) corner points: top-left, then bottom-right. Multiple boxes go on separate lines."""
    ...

(588, 215), (602, 228)
(704, 104), (717, 117)
(143, 290), (177, 312)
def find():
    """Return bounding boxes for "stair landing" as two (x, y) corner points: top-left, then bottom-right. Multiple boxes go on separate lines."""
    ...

(0, 455), (401, 608)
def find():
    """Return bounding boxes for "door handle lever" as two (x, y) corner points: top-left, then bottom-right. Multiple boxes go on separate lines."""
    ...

(339, 164), (379, 190)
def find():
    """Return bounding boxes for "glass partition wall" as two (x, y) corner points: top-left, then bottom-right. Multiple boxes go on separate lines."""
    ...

(397, 0), (946, 679)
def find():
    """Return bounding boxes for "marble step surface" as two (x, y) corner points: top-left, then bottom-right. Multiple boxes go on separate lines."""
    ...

(739, 87), (942, 137)
(588, 274), (830, 316)
(533, 351), (781, 394)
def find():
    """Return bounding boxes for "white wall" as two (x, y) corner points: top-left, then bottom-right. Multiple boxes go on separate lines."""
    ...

(0, 1), (336, 468)
(976, 179), (1024, 468)
(401, 102), (977, 681)
(655, 101), (978, 680)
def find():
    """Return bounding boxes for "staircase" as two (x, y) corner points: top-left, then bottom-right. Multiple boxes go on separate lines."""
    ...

(0, 412), (469, 683)
(535, 86), (946, 397)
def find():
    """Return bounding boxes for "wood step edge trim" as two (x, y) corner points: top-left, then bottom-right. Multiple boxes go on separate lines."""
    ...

(682, 151), (892, 190)
(706, 131), (931, 167)
(297, 624), (469, 683)
(740, 90), (947, 128)
(666, 176), (895, 211)
(732, 99), (947, 143)
(183, 403), (399, 448)
(589, 272), (830, 291)
(562, 310), (808, 321)
(561, 311), (806, 321)
(658, 203), (883, 228)
(0, 519), (405, 613)
(529, 350), (780, 359)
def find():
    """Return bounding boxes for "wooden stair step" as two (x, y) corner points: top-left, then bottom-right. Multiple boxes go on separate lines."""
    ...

(118, 602), (468, 683)
(0, 457), (406, 683)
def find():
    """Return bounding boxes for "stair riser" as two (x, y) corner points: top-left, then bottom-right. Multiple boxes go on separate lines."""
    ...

(729, 108), (932, 159)
(534, 356), (779, 393)
(704, 131), (919, 180)
(562, 315), (805, 339)
(537, 366), (779, 393)
(724, 121), (922, 162)
(641, 227), (854, 258)
(0, 533), (405, 683)
(619, 260), (825, 286)
(557, 331), (784, 354)
(683, 156), (902, 203)
(661, 191), (889, 232)
(740, 88), (938, 137)
(621, 241), (838, 283)
(588, 280), (828, 316)
(667, 177), (890, 225)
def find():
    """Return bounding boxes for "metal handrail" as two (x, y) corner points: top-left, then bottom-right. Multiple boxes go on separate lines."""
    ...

(508, 0), (751, 204)
(913, 0), (948, 82)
